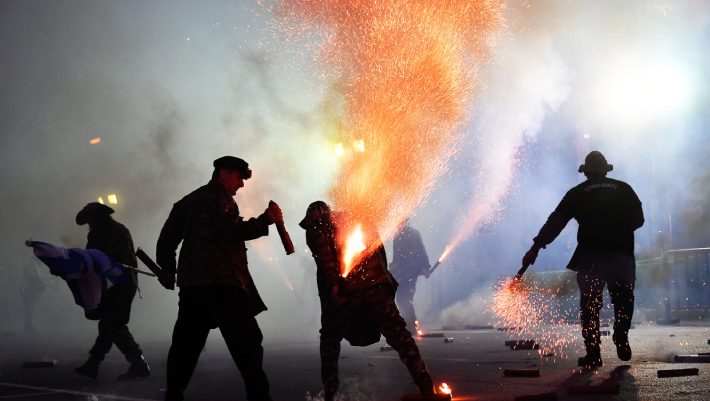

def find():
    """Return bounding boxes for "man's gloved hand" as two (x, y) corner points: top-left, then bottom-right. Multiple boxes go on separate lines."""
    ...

(158, 271), (176, 290)
(522, 243), (542, 267)
(264, 201), (283, 225)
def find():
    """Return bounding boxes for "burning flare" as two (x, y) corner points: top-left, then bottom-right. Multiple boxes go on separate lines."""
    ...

(438, 382), (452, 396)
(341, 224), (366, 277)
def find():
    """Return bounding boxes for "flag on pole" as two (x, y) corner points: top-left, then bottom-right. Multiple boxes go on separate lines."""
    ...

(26, 241), (130, 315)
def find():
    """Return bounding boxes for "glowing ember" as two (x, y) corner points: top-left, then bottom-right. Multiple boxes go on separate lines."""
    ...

(353, 139), (365, 153)
(341, 224), (366, 277)
(438, 382), (452, 396)
(107, 194), (118, 205)
(89, 137), (101, 145)
(275, 0), (504, 246)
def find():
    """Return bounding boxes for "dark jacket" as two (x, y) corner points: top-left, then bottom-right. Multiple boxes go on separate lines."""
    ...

(156, 180), (272, 315)
(301, 210), (396, 296)
(86, 216), (137, 286)
(390, 224), (430, 282)
(533, 176), (644, 270)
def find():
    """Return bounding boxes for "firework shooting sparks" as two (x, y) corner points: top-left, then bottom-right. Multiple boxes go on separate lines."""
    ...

(2, 0), (710, 342)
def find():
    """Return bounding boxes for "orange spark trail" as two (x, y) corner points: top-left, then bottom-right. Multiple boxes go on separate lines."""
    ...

(275, 0), (504, 249)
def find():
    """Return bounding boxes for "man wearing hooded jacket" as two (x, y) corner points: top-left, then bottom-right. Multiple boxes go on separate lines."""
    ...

(522, 151), (644, 368)
(300, 201), (435, 401)
(156, 156), (282, 401)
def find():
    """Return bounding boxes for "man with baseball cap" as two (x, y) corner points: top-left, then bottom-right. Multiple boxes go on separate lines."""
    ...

(521, 151), (644, 368)
(156, 156), (281, 401)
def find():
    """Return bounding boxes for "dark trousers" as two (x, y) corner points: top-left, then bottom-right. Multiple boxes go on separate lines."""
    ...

(395, 280), (418, 332)
(165, 286), (271, 401)
(320, 285), (431, 397)
(575, 252), (635, 354)
(89, 284), (142, 362)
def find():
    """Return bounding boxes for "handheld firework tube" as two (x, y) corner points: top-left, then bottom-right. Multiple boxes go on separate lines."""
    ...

(135, 248), (173, 289)
(514, 261), (531, 281)
(270, 200), (295, 255)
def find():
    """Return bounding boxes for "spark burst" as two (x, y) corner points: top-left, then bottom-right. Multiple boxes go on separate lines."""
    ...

(275, 0), (504, 253)
(489, 277), (578, 357)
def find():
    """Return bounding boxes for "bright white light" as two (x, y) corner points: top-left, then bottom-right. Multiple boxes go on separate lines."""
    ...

(107, 194), (118, 204)
(593, 56), (695, 127)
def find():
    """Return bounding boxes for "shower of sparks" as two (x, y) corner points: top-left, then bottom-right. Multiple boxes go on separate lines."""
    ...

(341, 223), (366, 277)
(489, 277), (579, 357)
(274, 0), (504, 259)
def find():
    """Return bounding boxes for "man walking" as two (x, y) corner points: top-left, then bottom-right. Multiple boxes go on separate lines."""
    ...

(74, 202), (150, 380)
(522, 151), (644, 368)
(157, 156), (281, 401)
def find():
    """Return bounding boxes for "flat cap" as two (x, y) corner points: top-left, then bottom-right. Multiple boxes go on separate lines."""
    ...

(213, 156), (252, 179)
(76, 202), (114, 225)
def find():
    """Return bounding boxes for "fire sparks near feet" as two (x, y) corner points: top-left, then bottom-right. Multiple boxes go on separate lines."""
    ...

(489, 277), (578, 357)
(438, 382), (452, 396)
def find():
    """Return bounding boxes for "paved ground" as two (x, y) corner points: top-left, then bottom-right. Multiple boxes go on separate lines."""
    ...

(1, 322), (709, 401)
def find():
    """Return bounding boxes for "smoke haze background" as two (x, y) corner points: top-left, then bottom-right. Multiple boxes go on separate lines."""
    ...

(1, 0), (709, 343)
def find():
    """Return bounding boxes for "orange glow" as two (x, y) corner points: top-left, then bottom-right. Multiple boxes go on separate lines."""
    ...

(341, 224), (366, 277)
(438, 382), (452, 396)
(353, 139), (365, 152)
(89, 137), (101, 145)
(276, 0), (504, 246)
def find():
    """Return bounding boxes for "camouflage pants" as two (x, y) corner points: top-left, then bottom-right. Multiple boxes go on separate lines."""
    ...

(319, 285), (431, 398)
(575, 252), (635, 354)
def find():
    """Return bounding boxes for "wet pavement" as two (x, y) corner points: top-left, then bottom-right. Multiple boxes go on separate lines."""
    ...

(1, 322), (709, 401)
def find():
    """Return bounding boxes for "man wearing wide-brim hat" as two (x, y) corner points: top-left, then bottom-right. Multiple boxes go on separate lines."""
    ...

(74, 202), (150, 380)
(521, 150), (644, 369)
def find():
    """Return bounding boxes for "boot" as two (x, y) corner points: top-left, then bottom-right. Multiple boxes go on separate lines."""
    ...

(613, 332), (632, 361)
(118, 355), (150, 380)
(74, 357), (100, 379)
(577, 346), (603, 369)
(416, 375), (436, 395)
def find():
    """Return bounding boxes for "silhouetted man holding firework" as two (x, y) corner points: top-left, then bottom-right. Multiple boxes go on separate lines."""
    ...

(522, 151), (644, 368)
(300, 201), (435, 401)
(157, 156), (282, 401)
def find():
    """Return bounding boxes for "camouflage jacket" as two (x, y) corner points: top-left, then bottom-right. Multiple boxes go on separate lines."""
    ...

(156, 180), (271, 315)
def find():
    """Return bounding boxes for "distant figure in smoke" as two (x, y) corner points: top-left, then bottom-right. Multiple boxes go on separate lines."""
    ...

(390, 219), (431, 333)
(300, 201), (436, 401)
(20, 256), (47, 335)
(522, 151), (644, 368)
(74, 202), (150, 380)
(157, 156), (282, 401)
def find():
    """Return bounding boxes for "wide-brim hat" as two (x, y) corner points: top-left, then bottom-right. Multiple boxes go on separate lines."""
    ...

(76, 202), (114, 225)
(578, 150), (613, 174)
(213, 156), (252, 179)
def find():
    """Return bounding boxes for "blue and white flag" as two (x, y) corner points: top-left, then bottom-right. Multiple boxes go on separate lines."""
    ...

(26, 241), (130, 313)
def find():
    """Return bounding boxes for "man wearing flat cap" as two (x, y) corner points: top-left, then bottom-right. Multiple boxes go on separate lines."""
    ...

(521, 151), (644, 369)
(157, 156), (282, 401)
(74, 202), (150, 380)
